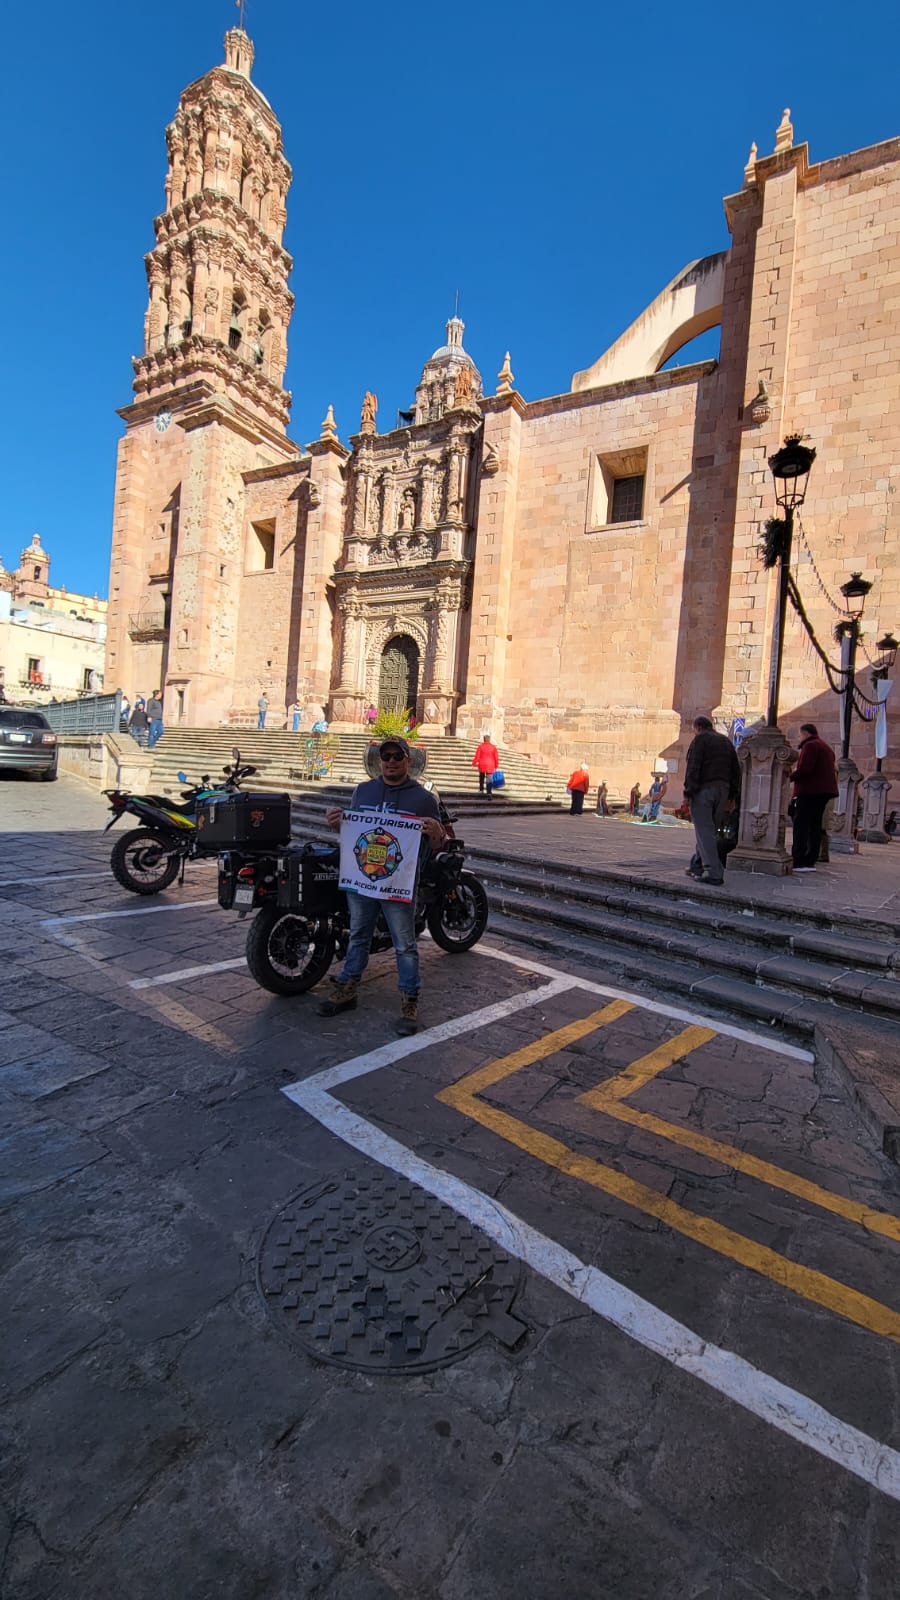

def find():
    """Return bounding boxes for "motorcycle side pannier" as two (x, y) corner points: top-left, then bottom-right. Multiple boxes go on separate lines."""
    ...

(195, 791), (292, 850)
(278, 843), (341, 913)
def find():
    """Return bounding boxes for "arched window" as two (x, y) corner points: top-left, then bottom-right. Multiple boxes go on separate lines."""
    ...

(229, 288), (246, 352)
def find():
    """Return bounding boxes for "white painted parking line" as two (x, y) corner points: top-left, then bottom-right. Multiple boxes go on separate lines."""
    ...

(281, 971), (897, 1501)
(475, 942), (815, 1062)
(41, 899), (218, 926)
(130, 957), (247, 990)
(0, 872), (106, 888)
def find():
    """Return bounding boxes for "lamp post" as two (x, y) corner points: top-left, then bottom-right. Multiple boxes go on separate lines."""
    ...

(766, 435), (816, 728)
(872, 632), (899, 774)
(730, 434), (816, 877)
(837, 572), (872, 761)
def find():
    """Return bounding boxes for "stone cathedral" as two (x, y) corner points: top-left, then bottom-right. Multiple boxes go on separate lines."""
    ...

(106, 29), (900, 790)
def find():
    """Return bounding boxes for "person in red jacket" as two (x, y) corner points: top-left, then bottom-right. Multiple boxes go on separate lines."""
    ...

(567, 764), (590, 815)
(790, 723), (838, 871)
(472, 734), (499, 798)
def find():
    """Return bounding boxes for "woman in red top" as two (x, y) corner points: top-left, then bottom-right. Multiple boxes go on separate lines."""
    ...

(567, 764), (590, 815)
(472, 735), (499, 798)
(790, 723), (838, 871)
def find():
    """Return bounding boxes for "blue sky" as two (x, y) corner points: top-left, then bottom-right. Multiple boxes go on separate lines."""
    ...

(3, 0), (898, 597)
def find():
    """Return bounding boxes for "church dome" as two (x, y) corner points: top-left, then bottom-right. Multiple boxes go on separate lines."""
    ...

(415, 315), (482, 424)
(428, 316), (476, 367)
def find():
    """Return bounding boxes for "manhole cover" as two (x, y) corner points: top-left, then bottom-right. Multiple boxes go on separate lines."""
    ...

(257, 1171), (528, 1374)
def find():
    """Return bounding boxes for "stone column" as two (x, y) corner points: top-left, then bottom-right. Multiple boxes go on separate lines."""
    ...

(728, 726), (797, 876)
(332, 595), (365, 728)
(857, 772), (894, 844)
(830, 756), (862, 855)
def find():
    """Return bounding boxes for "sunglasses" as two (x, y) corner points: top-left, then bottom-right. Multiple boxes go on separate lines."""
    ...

(380, 749), (406, 761)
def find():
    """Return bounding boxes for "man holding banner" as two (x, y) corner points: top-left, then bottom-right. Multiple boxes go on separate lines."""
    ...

(317, 737), (446, 1035)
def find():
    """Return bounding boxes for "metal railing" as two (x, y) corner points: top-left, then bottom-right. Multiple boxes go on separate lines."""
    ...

(43, 691), (123, 734)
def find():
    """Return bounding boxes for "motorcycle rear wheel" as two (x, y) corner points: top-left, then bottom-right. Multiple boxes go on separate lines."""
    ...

(246, 904), (335, 996)
(110, 828), (181, 895)
(426, 871), (489, 953)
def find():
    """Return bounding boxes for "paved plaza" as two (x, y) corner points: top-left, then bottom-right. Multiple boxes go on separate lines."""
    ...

(2, 775), (900, 1598)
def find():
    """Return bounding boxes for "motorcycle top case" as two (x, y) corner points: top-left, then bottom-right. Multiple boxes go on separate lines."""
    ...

(278, 843), (341, 914)
(195, 791), (292, 850)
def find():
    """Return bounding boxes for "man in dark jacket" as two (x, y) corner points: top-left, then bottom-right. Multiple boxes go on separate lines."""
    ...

(790, 723), (838, 871)
(683, 716), (741, 886)
(318, 737), (445, 1035)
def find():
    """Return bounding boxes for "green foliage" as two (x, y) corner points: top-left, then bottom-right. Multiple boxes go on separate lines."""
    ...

(759, 517), (789, 570)
(370, 706), (421, 742)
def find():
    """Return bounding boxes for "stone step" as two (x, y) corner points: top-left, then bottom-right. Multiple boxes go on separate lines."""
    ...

(470, 856), (899, 972)
(478, 883), (900, 1022)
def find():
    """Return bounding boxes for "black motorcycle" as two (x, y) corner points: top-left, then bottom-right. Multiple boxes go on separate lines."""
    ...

(218, 799), (489, 996)
(103, 749), (259, 895)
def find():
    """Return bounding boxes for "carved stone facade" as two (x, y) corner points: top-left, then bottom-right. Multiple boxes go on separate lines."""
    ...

(106, 33), (900, 795)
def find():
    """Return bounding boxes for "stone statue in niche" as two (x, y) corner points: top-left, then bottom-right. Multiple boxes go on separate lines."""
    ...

(454, 365), (473, 404)
(399, 489), (416, 531)
(360, 391), (378, 433)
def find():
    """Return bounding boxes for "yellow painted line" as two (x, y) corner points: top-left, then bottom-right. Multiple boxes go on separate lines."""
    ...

(453, 1000), (633, 1099)
(576, 1026), (900, 1248)
(586, 1098), (900, 1247)
(144, 992), (239, 1055)
(437, 1082), (900, 1343)
(587, 1024), (716, 1101)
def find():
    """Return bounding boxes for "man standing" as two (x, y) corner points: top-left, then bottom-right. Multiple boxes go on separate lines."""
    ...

(146, 691), (164, 749)
(258, 692), (268, 730)
(683, 716), (741, 886)
(790, 722), (838, 872)
(318, 737), (445, 1035)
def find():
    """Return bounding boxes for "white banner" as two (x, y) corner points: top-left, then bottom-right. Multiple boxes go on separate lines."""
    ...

(338, 808), (423, 903)
(875, 677), (893, 762)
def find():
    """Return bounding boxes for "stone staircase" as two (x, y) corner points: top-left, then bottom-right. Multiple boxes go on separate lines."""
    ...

(147, 729), (572, 815)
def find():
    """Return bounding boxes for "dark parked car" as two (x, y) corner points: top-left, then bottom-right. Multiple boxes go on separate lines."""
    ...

(0, 707), (58, 780)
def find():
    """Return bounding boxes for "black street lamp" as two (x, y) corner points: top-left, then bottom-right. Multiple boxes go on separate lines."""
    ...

(837, 572), (873, 762)
(766, 435), (817, 727)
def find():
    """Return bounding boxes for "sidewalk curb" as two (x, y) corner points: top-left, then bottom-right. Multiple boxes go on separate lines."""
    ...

(817, 1022), (900, 1166)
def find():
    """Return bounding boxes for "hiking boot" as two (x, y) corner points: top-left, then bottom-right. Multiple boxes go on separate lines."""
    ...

(317, 978), (359, 1017)
(396, 994), (419, 1036)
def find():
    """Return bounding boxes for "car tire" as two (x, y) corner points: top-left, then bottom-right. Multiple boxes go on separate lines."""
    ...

(40, 765), (58, 782)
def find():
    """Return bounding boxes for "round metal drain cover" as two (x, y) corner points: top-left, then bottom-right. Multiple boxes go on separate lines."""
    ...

(257, 1171), (527, 1374)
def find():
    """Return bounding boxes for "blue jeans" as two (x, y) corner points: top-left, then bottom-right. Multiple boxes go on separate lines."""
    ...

(292, 712), (301, 732)
(147, 719), (164, 748)
(258, 712), (267, 729)
(339, 893), (420, 996)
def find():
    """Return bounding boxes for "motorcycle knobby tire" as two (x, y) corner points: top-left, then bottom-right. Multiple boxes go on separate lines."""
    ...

(110, 828), (181, 896)
(246, 903), (335, 996)
(426, 871), (489, 954)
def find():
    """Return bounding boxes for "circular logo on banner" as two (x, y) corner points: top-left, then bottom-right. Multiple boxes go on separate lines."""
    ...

(354, 826), (403, 881)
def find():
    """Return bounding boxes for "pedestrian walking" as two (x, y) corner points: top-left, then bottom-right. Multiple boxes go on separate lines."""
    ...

(146, 692), (164, 749)
(472, 734), (499, 798)
(364, 704), (377, 729)
(128, 698), (149, 747)
(683, 716), (740, 886)
(258, 692), (268, 729)
(318, 737), (447, 1035)
(595, 780), (610, 816)
(119, 693), (131, 732)
(290, 700), (302, 732)
(790, 723), (838, 872)
(628, 782), (641, 816)
(567, 764), (590, 815)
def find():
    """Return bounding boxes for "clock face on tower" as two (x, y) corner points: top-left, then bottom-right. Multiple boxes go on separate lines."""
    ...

(155, 409), (172, 434)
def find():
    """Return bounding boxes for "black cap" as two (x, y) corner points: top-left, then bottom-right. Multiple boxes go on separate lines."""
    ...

(379, 736), (410, 757)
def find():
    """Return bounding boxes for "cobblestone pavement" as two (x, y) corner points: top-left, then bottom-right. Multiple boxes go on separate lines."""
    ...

(2, 773), (900, 1599)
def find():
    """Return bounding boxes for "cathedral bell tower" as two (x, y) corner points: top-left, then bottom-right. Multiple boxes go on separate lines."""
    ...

(105, 28), (299, 725)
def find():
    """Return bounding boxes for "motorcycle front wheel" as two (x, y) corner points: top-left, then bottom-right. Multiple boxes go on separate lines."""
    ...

(110, 828), (181, 895)
(426, 871), (489, 953)
(246, 904), (335, 996)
